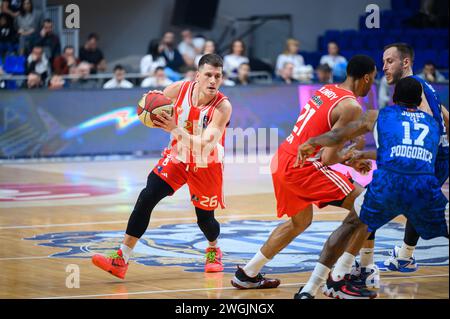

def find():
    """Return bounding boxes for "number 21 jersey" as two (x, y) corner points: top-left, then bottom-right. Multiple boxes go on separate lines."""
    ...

(280, 84), (357, 160)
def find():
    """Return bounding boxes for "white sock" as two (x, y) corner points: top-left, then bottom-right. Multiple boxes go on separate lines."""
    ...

(302, 263), (331, 297)
(332, 252), (355, 281)
(243, 250), (270, 278)
(398, 243), (415, 259)
(120, 244), (133, 263)
(360, 248), (374, 267)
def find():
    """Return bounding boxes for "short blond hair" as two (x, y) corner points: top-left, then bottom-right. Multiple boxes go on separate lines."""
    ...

(284, 38), (300, 54)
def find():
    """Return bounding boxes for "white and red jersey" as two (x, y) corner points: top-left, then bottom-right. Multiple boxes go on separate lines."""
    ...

(164, 81), (228, 167)
(280, 84), (357, 161)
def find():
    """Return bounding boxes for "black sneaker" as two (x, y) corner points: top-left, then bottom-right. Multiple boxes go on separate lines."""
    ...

(294, 287), (315, 299)
(322, 274), (377, 299)
(231, 266), (280, 289)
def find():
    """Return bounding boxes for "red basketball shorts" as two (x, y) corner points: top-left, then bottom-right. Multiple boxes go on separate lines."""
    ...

(271, 148), (355, 217)
(152, 154), (225, 210)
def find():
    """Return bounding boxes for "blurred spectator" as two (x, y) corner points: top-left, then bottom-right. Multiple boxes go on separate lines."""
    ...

(0, 12), (17, 57)
(16, 0), (42, 55)
(70, 61), (100, 89)
(234, 62), (252, 85)
(194, 39), (215, 67)
(53, 45), (79, 75)
(182, 66), (197, 82)
(35, 19), (60, 63)
(418, 61), (446, 83)
(274, 62), (298, 84)
(0, 64), (4, 89)
(275, 38), (305, 77)
(223, 39), (249, 77)
(79, 33), (106, 74)
(378, 75), (390, 109)
(26, 45), (50, 82)
(160, 31), (184, 72)
(315, 64), (333, 83)
(192, 34), (206, 54)
(103, 64), (133, 89)
(222, 72), (235, 87)
(178, 29), (197, 67)
(319, 41), (347, 70)
(1, 0), (21, 23)
(21, 70), (42, 88)
(141, 66), (173, 88)
(140, 38), (166, 77)
(48, 74), (65, 90)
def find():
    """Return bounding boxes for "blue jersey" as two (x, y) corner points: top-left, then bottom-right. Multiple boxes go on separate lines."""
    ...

(374, 105), (440, 175)
(411, 75), (449, 161)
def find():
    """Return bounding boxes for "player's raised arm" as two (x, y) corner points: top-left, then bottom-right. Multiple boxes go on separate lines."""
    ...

(294, 110), (379, 167)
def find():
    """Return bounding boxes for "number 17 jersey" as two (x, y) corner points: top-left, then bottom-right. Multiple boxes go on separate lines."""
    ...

(281, 84), (357, 160)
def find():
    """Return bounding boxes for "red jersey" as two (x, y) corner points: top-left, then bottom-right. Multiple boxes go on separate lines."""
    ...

(164, 81), (228, 167)
(280, 84), (357, 160)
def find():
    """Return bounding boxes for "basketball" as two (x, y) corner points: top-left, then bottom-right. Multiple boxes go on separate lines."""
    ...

(137, 93), (174, 128)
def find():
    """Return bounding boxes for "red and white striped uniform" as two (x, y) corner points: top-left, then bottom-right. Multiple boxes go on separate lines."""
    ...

(271, 84), (357, 217)
(153, 81), (229, 210)
(164, 81), (228, 167)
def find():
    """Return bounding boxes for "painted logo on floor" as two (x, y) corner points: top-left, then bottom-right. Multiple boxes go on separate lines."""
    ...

(25, 220), (448, 273)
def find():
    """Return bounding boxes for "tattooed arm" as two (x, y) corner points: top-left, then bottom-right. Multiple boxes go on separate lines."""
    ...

(294, 110), (379, 167)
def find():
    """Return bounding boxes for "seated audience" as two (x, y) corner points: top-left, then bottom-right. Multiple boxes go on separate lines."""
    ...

(16, 0), (42, 55)
(103, 64), (133, 89)
(22, 70), (42, 88)
(418, 61), (446, 83)
(70, 61), (100, 89)
(48, 74), (65, 89)
(319, 41), (347, 70)
(315, 63), (333, 83)
(141, 66), (173, 88)
(35, 19), (61, 63)
(140, 38), (166, 77)
(79, 33), (106, 74)
(223, 39), (249, 77)
(0, 13), (17, 57)
(194, 39), (215, 67)
(26, 45), (50, 82)
(274, 62), (298, 84)
(182, 66), (197, 82)
(233, 62), (252, 85)
(53, 45), (79, 75)
(275, 38), (305, 78)
(178, 29), (197, 67)
(160, 31), (185, 72)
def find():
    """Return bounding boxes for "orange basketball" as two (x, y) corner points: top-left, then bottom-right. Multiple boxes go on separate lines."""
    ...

(137, 93), (173, 128)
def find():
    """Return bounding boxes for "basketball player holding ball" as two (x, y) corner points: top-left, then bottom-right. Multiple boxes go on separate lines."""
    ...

(92, 53), (232, 278)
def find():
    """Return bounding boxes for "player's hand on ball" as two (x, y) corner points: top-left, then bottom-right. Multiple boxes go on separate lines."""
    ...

(294, 140), (316, 168)
(154, 111), (177, 133)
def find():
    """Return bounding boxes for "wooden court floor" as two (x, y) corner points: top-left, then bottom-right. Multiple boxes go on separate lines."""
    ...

(0, 157), (448, 299)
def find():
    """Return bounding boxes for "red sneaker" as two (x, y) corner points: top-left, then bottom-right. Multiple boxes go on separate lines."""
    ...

(92, 249), (129, 279)
(205, 247), (224, 273)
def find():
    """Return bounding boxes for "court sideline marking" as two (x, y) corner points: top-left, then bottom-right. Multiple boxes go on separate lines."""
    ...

(35, 273), (449, 299)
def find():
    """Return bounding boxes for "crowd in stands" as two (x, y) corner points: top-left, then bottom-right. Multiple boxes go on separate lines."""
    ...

(0, 0), (448, 91)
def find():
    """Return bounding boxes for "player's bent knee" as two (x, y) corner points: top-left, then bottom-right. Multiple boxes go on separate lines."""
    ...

(196, 208), (220, 242)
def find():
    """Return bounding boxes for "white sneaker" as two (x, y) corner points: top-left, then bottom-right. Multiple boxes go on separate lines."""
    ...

(376, 246), (418, 273)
